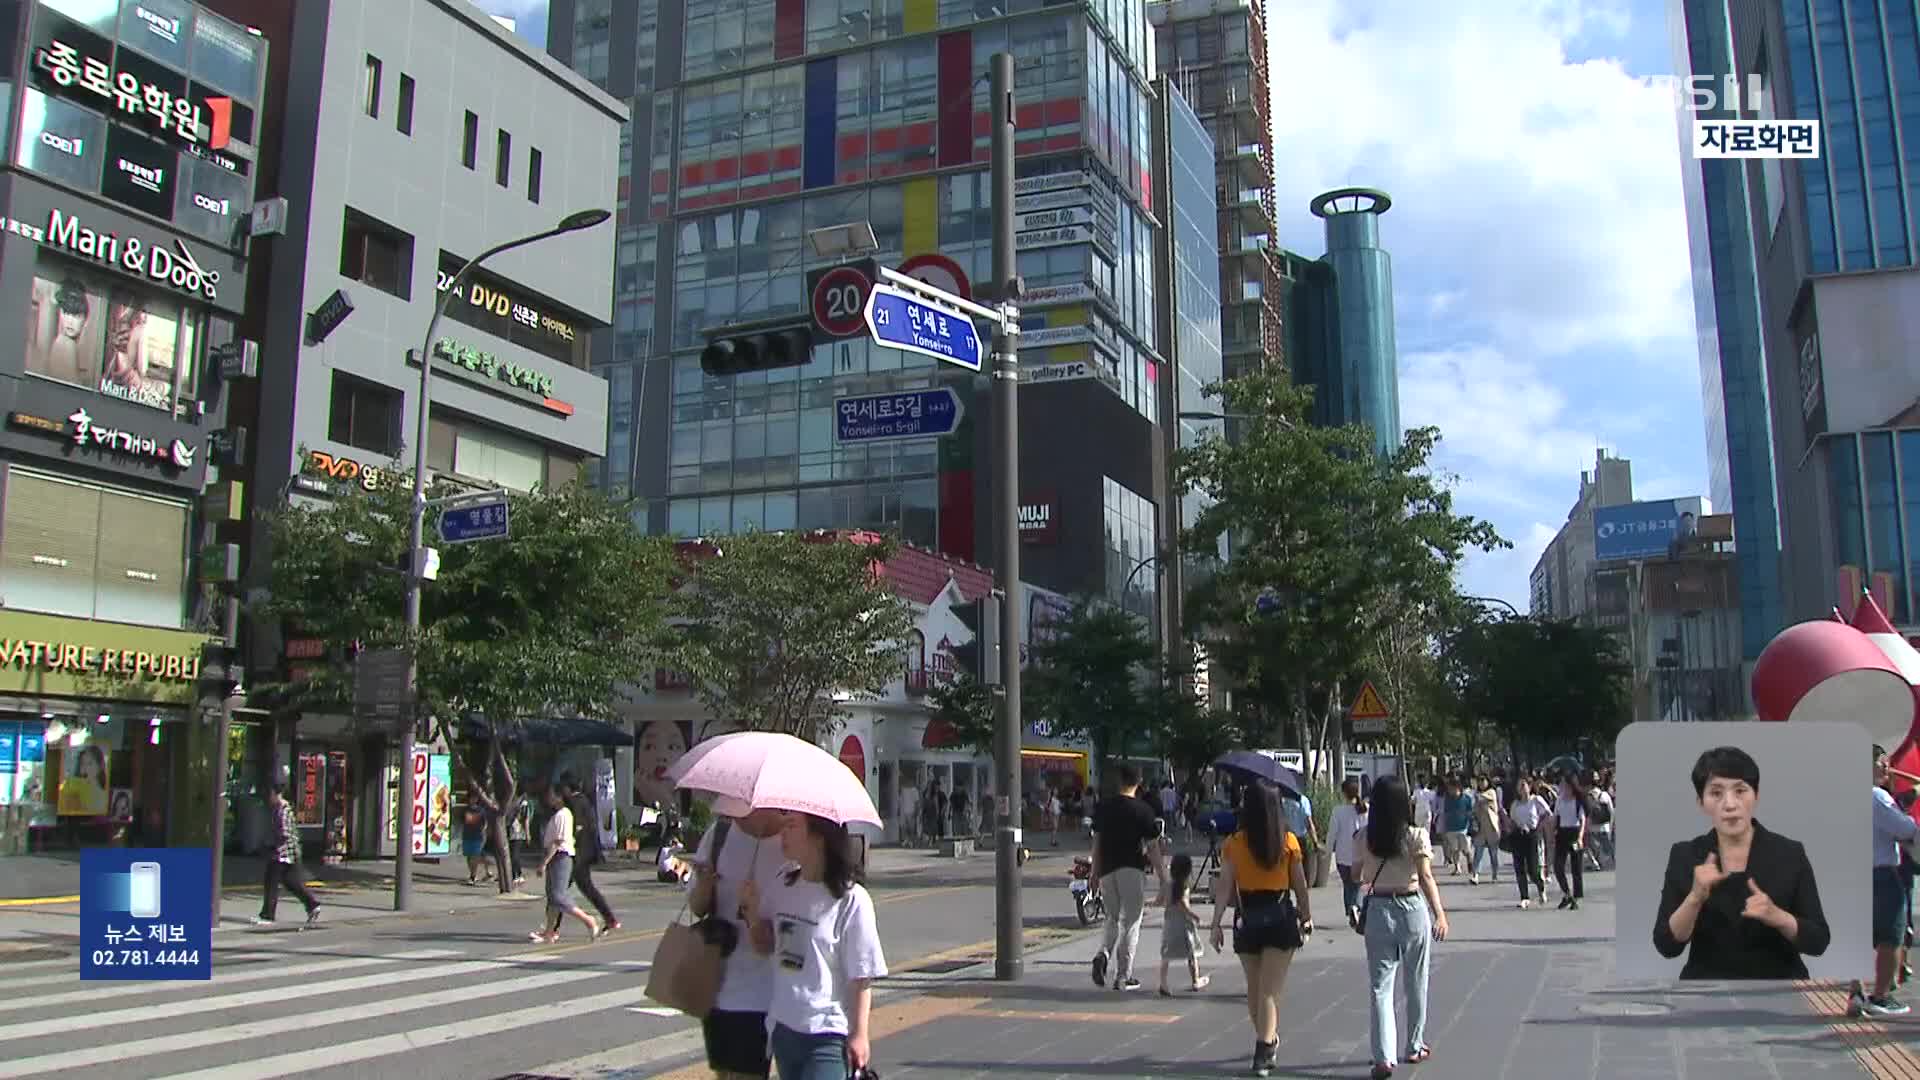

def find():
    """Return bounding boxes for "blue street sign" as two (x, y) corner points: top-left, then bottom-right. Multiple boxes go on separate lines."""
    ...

(864, 283), (983, 372)
(835, 386), (966, 444)
(439, 500), (510, 543)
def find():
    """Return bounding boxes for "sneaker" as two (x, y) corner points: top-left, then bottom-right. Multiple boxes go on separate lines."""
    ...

(249, 916), (274, 926)
(1848, 990), (1868, 1018)
(1864, 995), (1912, 1017)
(1191, 975), (1211, 991)
(1518, 900), (1531, 909)
(1092, 952), (1108, 987)
(305, 907), (322, 926)
(1159, 987), (1173, 998)
(1250, 1040), (1277, 1077)
(1117, 977), (1142, 992)
(1568, 899), (1580, 911)
(1558, 897), (1574, 910)
(1467, 875), (1479, 886)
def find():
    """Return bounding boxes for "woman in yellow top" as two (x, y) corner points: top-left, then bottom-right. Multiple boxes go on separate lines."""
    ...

(1208, 780), (1313, 1079)
(1354, 775), (1451, 1080)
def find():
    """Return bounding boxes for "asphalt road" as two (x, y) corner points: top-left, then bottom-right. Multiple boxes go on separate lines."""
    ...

(0, 859), (1098, 1080)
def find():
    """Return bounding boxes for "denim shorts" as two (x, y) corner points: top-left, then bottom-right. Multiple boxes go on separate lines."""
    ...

(1874, 865), (1910, 948)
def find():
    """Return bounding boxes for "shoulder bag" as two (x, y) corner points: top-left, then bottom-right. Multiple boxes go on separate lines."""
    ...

(644, 820), (735, 1018)
(1352, 860), (1388, 935)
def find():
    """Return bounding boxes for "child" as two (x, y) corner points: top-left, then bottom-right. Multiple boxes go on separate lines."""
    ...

(1158, 853), (1210, 996)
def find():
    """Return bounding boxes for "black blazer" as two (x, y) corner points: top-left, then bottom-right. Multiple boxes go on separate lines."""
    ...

(1652, 822), (1830, 979)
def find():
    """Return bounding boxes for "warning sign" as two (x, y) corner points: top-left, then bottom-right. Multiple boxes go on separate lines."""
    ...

(1349, 682), (1391, 721)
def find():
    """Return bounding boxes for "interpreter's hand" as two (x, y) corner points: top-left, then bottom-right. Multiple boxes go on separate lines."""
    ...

(1433, 913), (1450, 941)
(1210, 925), (1226, 953)
(846, 1032), (871, 1072)
(1742, 878), (1784, 929)
(1691, 853), (1728, 901)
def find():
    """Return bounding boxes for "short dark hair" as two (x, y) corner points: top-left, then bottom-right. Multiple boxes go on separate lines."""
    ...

(1690, 746), (1760, 798)
(1116, 764), (1141, 788)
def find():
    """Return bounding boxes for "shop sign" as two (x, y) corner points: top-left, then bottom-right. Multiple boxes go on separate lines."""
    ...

(415, 337), (572, 415)
(1016, 224), (1096, 252)
(1015, 187), (1091, 213)
(0, 209), (220, 302)
(33, 37), (218, 151)
(0, 724), (15, 774)
(1013, 170), (1088, 196)
(0, 635), (201, 682)
(68, 409), (197, 469)
(296, 752), (323, 825)
(1015, 206), (1098, 232)
(304, 450), (388, 492)
(436, 256), (579, 363)
(1018, 492), (1058, 545)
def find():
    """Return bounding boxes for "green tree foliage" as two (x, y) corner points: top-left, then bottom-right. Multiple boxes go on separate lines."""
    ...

(1148, 657), (1241, 780)
(1175, 373), (1507, 770)
(1442, 616), (1633, 765)
(1025, 598), (1156, 777)
(668, 530), (917, 743)
(257, 474), (674, 890)
(926, 673), (997, 759)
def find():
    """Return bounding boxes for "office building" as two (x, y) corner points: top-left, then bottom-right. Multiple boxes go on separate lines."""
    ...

(1528, 449), (1636, 623)
(1148, 0), (1282, 378)
(0, 0), (267, 857)
(233, 0), (624, 859)
(548, 0), (1170, 622)
(1706, 0), (1920, 633)
(1282, 188), (1401, 456)
(1667, 0), (1786, 664)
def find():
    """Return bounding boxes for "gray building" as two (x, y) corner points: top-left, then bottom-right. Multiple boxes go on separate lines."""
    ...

(237, 0), (625, 859)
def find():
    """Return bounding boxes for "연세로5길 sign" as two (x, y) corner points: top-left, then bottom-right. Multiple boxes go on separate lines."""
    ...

(80, 847), (211, 980)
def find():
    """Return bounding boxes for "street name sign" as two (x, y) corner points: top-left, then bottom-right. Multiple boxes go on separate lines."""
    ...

(439, 500), (510, 543)
(864, 283), (984, 372)
(835, 386), (965, 444)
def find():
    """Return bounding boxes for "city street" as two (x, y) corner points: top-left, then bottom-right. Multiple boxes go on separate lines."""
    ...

(6, 849), (1918, 1079)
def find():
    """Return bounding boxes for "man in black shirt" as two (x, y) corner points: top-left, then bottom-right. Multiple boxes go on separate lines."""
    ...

(1090, 764), (1162, 992)
(549, 776), (620, 932)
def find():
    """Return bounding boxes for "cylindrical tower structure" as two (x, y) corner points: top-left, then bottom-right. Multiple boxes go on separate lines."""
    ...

(1311, 188), (1400, 457)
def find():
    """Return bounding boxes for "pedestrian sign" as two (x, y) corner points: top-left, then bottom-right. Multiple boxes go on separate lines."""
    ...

(1349, 681), (1390, 720)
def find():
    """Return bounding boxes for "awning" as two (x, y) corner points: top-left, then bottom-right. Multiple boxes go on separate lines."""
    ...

(458, 716), (634, 747)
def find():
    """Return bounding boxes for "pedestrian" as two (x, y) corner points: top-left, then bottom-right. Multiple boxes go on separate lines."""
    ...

(1207, 780), (1311, 1079)
(1440, 779), (1473, 876)
(552, 776), (620, 932)
(1090, 764), (1161, 993)
(1852, 745), (1918, 1016)
(1330, 779), (1365, 928)
(1157, 852), (1210, 996)
(951, 786), (971, 838)
(1356, 775), (1449, 1080)
(529, 785), (601, 943)
(1584, 772), (1616, 870)
(254, 784), (321, 927)
(461, 804), (493, 884)
(898, 781), (920, 848)
(925, 780), (946, 843)
(1047, 789), (1063, 848)
(745, 812), (887, 1080)
(1468, 777), (1501, 886)
(1551, 772), (1588, 910)
(689, 803), (793, 1080)
(1507, 779), (1551, 909)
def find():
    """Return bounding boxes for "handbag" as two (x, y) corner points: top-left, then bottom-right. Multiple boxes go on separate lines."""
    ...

(643, 821), (734, 1018)
(1353, 862), (1387, 935)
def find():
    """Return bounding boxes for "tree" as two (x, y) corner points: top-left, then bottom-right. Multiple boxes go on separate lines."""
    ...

(1149, 657), (1242, 781)
(256, 473), (674, 892)
(926, 674), (997, 759)
(1359, 594), (1457, 764)
(1175, 372), (1507, 778)
(1442, 615), (1632, 767)
(668, 530), (917, 743)
(1024, 598), (1156, 778)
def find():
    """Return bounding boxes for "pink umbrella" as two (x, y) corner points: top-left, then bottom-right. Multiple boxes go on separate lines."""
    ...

(668, 731), (881, 826)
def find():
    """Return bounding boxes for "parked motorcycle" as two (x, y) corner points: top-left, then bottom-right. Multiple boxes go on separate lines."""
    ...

(1069, 854), (1104, 925)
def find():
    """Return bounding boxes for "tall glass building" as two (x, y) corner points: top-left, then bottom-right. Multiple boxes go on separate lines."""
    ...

(547, 0), (1168, 577)
(1280, 188), (1401, 457)
(1668, 0), (1784, 662)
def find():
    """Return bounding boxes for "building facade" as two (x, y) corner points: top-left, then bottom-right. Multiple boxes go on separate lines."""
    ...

(1148, 0), (1281, 379)
(1283, 188), (1401, 456)
(1667, 0), (1786, 664)
(235, 0), (624, 859)
(0, 0), (268, 859)
(1527, 449), (1635, 622)
(548, 0), (1170, 624)
(1716, 0), (1920, 634)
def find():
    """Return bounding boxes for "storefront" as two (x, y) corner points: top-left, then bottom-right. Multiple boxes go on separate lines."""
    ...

(0, 609), (211, 856)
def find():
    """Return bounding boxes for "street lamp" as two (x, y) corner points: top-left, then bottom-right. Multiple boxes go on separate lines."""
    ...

(1176, 410), (1296, 429)
(394, 207), (611, 911)
(1461, 595), (1522, 619)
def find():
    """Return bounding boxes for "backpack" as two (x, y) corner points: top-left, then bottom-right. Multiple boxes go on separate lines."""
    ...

(1585, 792), (1611, 826)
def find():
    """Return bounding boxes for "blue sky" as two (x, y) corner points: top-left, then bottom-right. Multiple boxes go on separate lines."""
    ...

(486, 0), (1708, 613)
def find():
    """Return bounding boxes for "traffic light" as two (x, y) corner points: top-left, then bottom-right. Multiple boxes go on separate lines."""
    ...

(701, 320), (814, 377)
(950, 592), (1004, 686)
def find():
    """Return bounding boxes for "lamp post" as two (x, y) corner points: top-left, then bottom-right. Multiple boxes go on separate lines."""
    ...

(1176, 410), (1296, 429)
(393, 208), (611, 912)
(1461, 595), (1521, 619)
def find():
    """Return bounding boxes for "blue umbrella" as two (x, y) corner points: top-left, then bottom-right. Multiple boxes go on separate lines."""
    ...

(1213, 750), (1304, 800)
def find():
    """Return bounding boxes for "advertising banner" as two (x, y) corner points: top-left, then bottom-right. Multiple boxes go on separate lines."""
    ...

(425, 753), (451, 856)
(80, 847), (212, 980)
(1593, 500), (1694, 562)
(407, 748), (428, 856)
(0, 723), (15, 774)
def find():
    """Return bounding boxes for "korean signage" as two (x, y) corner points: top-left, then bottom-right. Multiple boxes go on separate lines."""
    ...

(34, 37), (212, 151)
(1018, 492), (1058, 545)
(1017, 223), (1099, 252)
(436, 255), (580, 366)
(302, 449), (389, 493)
(295, 752), (324, 826)
(9, 408), (196, 470)
(80, 847), (212, 981)
(2, 208), (219, 302)
(409, 337), (573, 416)
(1013, 170), (1089, 196)
(1015, 207), (1100, 232)
(1593, 500), (1697, 562)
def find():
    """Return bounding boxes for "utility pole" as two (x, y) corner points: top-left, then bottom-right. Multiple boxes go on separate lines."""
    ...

(988, 50), (1024, 984)
(205, 592), (239, 930)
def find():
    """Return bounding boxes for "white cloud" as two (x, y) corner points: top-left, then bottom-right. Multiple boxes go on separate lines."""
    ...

(1400, 345), (1600, 485)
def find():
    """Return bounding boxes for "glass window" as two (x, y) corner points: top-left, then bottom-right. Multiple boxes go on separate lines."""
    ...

(668, 499), (698, 536)
(1866, 431), (1906, 620)
(0, 471), (187, 628)
(454, 423), (546, 492)
(25, 254), (203, 414)
(94, 488), (189, 626)
(1902, 432), (1920, 619)
(1831, 433), (1867, 572)
(190, 9), (265, 102)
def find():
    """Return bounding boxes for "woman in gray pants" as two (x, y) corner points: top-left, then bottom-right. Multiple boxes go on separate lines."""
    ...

(529, 786), (601, 943)
(1355, 776), (1451, 1080)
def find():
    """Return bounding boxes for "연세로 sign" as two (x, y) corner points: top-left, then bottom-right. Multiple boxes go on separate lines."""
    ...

(834, 387), (964, 444)
(863, 284), (983, 372)
(80, 847), (212, 980)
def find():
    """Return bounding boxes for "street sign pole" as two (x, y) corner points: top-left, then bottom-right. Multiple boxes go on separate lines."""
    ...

(988, 50), (1024, 985)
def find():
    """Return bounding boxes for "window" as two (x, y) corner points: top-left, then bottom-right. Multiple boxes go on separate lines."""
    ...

(397, 74), (415, 135)
(461, 111), (478, 169)
(339, 208), (414, 299)
(496, 129), (511, 187)
(528, 148), (543, 203)
(363, 55), (382, 117)
(327, 372), (401, 455)
(0, 471), (188, 628)
(24, 254), (202, 413)
(453, 422), (545, 492)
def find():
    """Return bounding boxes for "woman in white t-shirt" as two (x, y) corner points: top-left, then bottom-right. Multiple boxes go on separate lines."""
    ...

(531, 786), (600, 943)
(746, 812), (888, 1079)
(1507, 780), (1553, 909)
(1329, 779), (1365, 928)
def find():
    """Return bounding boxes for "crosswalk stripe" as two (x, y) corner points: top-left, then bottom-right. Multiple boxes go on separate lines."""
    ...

(0, 949), (458, 1011)
(0, 956), (75, 974)
(147, 986), (655, 1080)
(0, 965), (609, 1078)
(0, 950), (525, 1043)
(0, 951), (305, 992)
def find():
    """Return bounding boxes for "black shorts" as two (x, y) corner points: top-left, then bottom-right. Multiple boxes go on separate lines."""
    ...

(1232, 891), (1303, 955)
(702, 1009), (770, 1077)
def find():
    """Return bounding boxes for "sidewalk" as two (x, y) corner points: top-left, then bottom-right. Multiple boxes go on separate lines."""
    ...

(675, 870), (1900, 1080)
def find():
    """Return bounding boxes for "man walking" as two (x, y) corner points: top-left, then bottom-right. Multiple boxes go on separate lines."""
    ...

(1441, 778), (1474, 876)
(1469, 777), (1502, 885)
(1090, 764), (1160, 992)
(553, 777), (620, 932)
(1854, 746), (1918, 1017)
(255, 783), (320, 927)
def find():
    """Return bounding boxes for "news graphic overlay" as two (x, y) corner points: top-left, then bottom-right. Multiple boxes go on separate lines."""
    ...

(81, 848), (212, 980)
(1613, 722), (1868, 982)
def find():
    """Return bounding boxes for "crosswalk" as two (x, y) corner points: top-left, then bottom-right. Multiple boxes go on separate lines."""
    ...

(0, 939), (680, 1080)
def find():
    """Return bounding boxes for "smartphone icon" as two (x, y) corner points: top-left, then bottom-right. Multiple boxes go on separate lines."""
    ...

(128, 862), (162, 919)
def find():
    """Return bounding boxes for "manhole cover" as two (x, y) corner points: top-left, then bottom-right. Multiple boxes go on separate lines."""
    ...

(1578, 1001), (1675, 1017)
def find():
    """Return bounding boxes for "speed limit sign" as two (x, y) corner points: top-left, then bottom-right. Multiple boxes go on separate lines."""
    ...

(808, 261), (875, 340)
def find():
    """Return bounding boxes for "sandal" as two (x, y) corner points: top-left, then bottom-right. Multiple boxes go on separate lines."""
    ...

(1406, 1047), (1432, 1064)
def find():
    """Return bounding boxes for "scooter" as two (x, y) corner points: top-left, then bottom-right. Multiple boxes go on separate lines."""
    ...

(1069, 854), (1105, 925)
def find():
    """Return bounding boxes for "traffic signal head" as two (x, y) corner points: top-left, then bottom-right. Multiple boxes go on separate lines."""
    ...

(701, 324), (814, 377)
